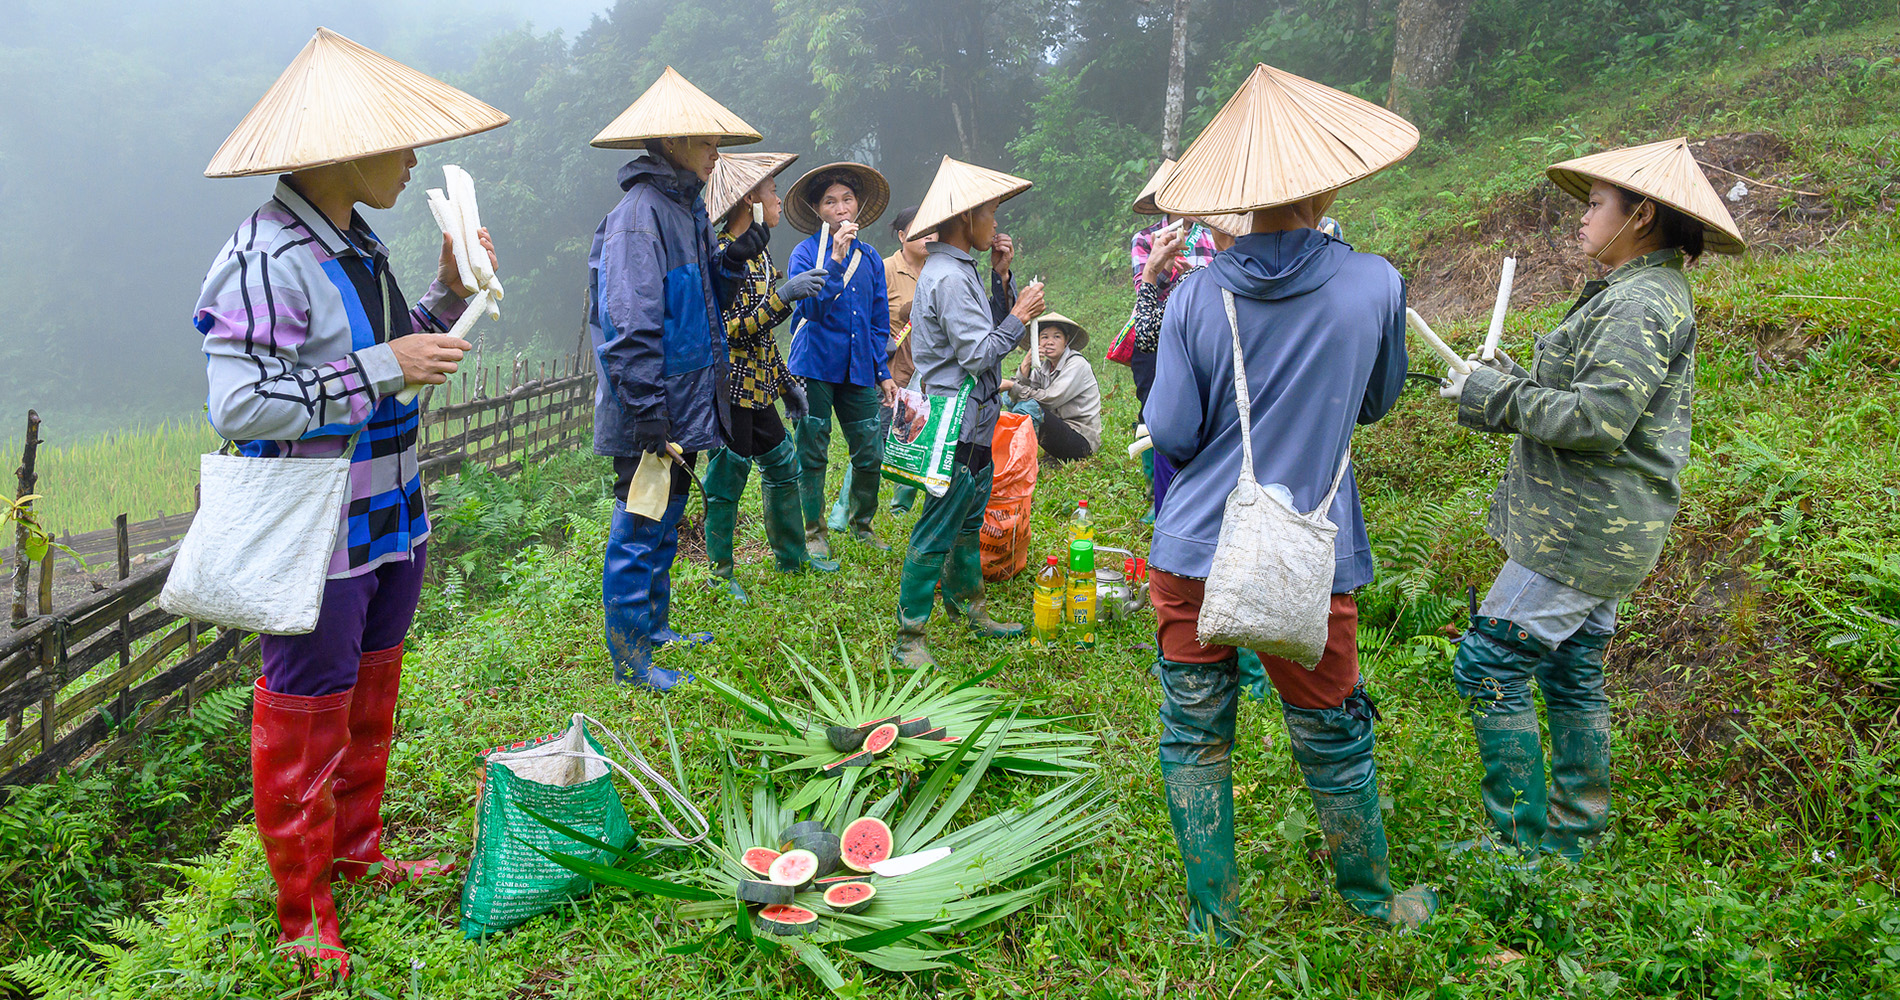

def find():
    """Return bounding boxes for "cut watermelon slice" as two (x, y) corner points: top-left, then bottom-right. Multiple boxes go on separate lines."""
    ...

(737, 878), (793, 905)
(821, 749), (874, 773)
(741, 847), (781, 877)
(896, 717), (933, 737)
(855, 715), (900, 735)
(767, 849), (821, 888)
(826, 725), (867, 753)
(862, 723), (900, 757)
(756, 904), (819, 935)
(915, 726), (946, 741)
(822, 881), (877, 915)
(840, 816), (894, 873)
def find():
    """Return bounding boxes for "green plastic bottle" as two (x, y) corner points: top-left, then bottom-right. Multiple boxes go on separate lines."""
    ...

(1032, 556), (1065, 652)
(1067, 540), (1096, 650)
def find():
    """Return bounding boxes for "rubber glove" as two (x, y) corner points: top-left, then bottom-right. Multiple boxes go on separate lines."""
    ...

(723, 222), (769, 265)
(781, 380), (810, 423)
(776, 267), (828, 302)
(1439, 364), (1472, 402)
(631, 415), (671, 455)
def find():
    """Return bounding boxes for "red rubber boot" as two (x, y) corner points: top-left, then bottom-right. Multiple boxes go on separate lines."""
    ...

(331, 644), (452, 886)
(251, 677), (351, 979)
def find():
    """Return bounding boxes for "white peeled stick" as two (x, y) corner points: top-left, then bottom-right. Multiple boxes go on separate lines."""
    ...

(1405, 308), (1472, 376)
(1480, 256), (1516, 362)
(401, 165), (505, 403)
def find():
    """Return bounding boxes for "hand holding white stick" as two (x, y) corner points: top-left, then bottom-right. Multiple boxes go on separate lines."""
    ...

(1406, 308), (1472, 375)
(1481, 256), (1517, 361)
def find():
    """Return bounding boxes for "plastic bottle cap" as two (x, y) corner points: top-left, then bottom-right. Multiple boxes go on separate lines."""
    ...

(1046, 555), (1059, 566)
(1079, 500), (1089, 508)
(1068, 539), (1095, 572)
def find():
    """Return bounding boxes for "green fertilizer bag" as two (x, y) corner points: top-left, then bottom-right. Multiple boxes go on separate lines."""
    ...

(459, 713), (707, 937)
(881, 379), (972, 497)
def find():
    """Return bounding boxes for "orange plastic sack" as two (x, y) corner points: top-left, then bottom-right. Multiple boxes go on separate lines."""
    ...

(981, 412), (1039, 581)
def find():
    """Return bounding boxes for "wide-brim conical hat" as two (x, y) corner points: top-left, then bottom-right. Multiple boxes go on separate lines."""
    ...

(910, 156), (1033, 239)
(707, 152), (799, 224)
(1156, 63), (1418, 215)
(1033, 312), (1089, 352)
(1131, 159), (1177, 215)
(205, 27), (509, 178)
(591, 66), (762, 149)
(1547, 137), (1746, 255)
(783, 162), (891, 234)
(1196, 212), (1255, 239)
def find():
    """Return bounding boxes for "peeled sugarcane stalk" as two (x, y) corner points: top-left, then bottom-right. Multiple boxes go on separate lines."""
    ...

(1405, 308), (1472, 375)
(1480, 256), (1517, 362)
(400, 165), (504, 403)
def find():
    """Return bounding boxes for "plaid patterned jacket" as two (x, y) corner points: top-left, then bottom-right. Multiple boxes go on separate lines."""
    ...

(718, 231), (797, 410)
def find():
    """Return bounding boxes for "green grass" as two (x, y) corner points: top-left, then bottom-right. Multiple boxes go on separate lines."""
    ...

(0, 420), (219, 539)
(8, 17), (1900, 1000)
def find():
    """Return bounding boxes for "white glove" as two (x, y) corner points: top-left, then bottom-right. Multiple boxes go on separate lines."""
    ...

(1472, 349), (1516, 374)
(1439, 365), (1472, 401)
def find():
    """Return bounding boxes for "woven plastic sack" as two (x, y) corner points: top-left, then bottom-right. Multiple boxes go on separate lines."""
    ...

(459, 714), (707, 937)
(1196, 287), (1349, 668)
(980, 494), (1033, 581)
(988, 409), (1039, 499)
(881, 380), (972, 497)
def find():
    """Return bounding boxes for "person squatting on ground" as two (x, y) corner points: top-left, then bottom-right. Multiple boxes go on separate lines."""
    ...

(699, 152), (838, 603)
(1437, 137), (1745, 864)
(1141, 64), (1432, 940)
(195, 28), (506, 977)
(1002, 314), (1102, 463)
(587, 70), (761, 691)
(782, 162), (897, 559)
(893, 157), (1047, 668)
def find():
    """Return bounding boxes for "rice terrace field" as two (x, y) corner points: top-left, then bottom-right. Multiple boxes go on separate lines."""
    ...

(4, 3), (1900, 999)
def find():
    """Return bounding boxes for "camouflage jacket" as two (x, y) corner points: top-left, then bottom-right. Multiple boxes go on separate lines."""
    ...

(1458, 249), (1695, 599)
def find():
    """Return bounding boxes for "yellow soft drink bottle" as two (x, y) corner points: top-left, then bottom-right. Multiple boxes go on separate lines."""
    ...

(1032, 556), (1065, 652)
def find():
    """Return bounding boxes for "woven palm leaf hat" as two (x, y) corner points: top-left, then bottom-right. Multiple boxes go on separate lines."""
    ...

(205, 27), (510, 177)
(590, 66), (763, 149)
(707, 152), (800, 224)
(783, 161), (892, 234)
(1131, 158), (1177, 214)
(1155, 62), (1419, 217)
(909, 156), (1033, 240)
(1033, 312), (1089, 352)
(1546, 137), (1746, 255)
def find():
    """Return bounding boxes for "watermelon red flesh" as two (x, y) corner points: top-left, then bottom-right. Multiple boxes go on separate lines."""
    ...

(756, 904), (819, 936)
(767, 849), (820, 886)
(840, 816), (894, 872)
(742, 847), (781, 877)
(822, 881), (877, 914)
(863, 723), (900, 756)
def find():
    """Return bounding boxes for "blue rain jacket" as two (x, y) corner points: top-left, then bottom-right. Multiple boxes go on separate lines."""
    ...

(784, 232), (890, 387)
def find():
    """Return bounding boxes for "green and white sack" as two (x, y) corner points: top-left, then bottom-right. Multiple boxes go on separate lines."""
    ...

(881, 379), (972, 497)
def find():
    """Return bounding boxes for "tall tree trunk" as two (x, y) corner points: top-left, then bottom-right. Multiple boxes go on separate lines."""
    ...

(1387, 0), (1472, 121)
(1162, 0), (1192, 159)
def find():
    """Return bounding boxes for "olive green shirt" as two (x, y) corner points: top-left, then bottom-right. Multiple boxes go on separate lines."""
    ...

(1458, 249), (1695, 599)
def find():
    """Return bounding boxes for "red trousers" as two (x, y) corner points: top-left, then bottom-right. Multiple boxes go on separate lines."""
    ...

(1150, 569), (1361, 711)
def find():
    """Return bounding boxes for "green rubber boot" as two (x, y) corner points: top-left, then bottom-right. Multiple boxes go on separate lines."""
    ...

(757, 439), (838, 574)
(700, 448), (751, 603)
(795, 415), (832, 559)
(842, 416), (890, 551)
(1161, 760), (1240, 944)
(1543, 707), (1612, 861)
(1470, 710), (1547, 858)
(892, 553), (944, 668)
(941, 532), (1024, 638)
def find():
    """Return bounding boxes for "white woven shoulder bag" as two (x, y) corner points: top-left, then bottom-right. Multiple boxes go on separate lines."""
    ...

(1196, 287), (1350, 668)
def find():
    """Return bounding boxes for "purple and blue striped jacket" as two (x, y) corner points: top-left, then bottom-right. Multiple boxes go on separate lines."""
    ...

(194, 180), (468, 579)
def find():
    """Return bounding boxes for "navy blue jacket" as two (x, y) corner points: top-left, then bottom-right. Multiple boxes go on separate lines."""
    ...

(785, 233), (891, 387)
(588, 156), (739, 456)
(1144, 229), (1406, 590)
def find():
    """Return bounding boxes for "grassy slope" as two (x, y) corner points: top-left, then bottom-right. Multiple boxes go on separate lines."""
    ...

(11, 18), (1900, 1000)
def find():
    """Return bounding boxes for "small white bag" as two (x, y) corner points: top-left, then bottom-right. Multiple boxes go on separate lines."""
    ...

(158, 434), (358, 635)
(1196, 287), (1351, 668)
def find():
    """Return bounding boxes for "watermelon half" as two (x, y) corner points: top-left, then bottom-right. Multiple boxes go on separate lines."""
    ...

(741, 847), (781, 878)
(756, 904), (819, 936)
(856, 715), (900, 736)
(826, 725), (867, 753)
(840, 816), (894, 873)
(863, 723), (900, 757)
(822, 881), (877, 915)
(737, 878), (793, 905)
(780, 821), (829, 843)
(785, 831), (842, 877)
(767, 849), (821, 888)
(896, 716), (933, 738)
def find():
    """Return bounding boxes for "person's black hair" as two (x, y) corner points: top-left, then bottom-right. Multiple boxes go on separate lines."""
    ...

(806, 169), (861, 205)
(1610, 184), (1705, 264)
(891, 206), (919, 238)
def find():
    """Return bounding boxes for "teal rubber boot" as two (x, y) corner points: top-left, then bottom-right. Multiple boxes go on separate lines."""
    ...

(1161, 760), (1241, 944)
(892, 553), (944, 668)
(757, 438), (838, 574)
(701, 448), (750, 603)
(1453, 616), (1551, 861)
(795, 415), (833, 559)
(941, 532), (1024, 639)
(842, 416), (890, 551)
(1543, 708), (1611, 861)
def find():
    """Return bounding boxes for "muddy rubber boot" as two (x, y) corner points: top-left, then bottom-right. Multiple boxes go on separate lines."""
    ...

(1543, 707), (1612, 861)
(796, 414), (833, 559)
(1284, 691), (1436, 931)
(892, 552), (944, 668)
(941, 532), (1024, 638)
(1452, 616), (1551, 859)
(758, 438), (838, 573)
(701, 448), (751, 603)
(331, 645), (452, 887)
(890, 484), (917, 514)
(251, 678), (352, 979)
(603, 503), (691, 691)
(1237, 649), (1269, 703)
(841, 416), (890, 550)
(1162, 760), (1241, 944)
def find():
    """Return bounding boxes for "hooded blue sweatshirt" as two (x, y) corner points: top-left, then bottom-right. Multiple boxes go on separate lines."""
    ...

(1144, 229), (1406, 590)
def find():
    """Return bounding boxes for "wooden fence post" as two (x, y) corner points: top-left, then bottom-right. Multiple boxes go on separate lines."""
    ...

(115, 515), (131, 723)
(11, 410), (41, 627)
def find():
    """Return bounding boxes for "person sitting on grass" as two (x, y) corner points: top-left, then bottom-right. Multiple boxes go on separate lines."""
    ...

(1002, 314), (1101, 463)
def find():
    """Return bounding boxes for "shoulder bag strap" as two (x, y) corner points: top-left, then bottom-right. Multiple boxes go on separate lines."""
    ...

(1308, 446), (1353, 519)
(1221, 287), (1256, 489)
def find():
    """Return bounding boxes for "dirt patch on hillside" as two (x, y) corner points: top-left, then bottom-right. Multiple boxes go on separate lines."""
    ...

(1403, 131), (1848, 323)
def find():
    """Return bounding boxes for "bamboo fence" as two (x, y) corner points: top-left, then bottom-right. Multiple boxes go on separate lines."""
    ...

(0, 346), (596, 792)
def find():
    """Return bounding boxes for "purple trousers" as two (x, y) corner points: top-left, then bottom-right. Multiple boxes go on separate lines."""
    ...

(260, 543), (427, 697)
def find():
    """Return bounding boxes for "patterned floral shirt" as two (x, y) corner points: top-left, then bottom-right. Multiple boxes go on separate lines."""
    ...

(717, 230), (797, 410)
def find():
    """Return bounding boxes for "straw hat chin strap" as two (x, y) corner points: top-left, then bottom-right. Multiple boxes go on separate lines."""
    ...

(1589, 195), (1653, 263)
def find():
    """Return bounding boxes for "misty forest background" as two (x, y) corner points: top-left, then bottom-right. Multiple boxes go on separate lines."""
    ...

(0, 0), (1880, 444)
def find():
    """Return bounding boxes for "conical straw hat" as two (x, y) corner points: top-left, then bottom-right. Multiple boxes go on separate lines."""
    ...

(590, 66), (762, 149)
(1131, 159), (1177, 215)
(783, 161), (892, 234)
(1196, 212), (1255, 239)
(1155, 63), (1418, 215)
(909, 156), (1033, 240)
(1033, 312), (1089, 352)
(707, 152), (799, 225)
(1546, 137), (1745, 255)
(205, 27), (509, 178)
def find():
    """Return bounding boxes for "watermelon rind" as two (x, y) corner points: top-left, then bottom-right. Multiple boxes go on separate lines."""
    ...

(788, 831), (842, 876)
(779, 820), (829, 844)
(855, 715), (901, 735)
(826, 725), (867, 753)
(822, 881), (877, 915)
(767, 849), (821, 887)
(820, 748), (873, 773)
(840, 816), (894, 872)
(756, 904), (819, 936)
(741, 847), (781, 877)
(896, 717), (933, 738)
(863, 723), (900, 757)
(914, 726), (946, 741)
(737, 878), (794, 905)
